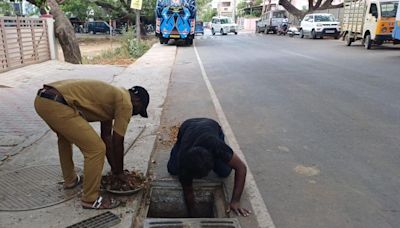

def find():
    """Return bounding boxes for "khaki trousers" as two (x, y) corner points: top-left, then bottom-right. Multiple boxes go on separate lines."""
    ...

(34, 96), (105, 202)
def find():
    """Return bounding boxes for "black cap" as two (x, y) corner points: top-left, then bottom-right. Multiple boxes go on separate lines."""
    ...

(130, 86), (149, 118)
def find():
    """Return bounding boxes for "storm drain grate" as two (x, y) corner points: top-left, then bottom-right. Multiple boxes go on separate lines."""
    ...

(0, 165), (81, 211)
(66, 211), (121, 228)
(144, 218), (241, 228)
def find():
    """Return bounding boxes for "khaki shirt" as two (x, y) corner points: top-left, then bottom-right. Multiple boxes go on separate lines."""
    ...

(47, 79), (132, 136)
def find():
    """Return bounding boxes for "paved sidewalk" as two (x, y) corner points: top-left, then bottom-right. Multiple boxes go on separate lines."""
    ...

(0, 44), (176, 227)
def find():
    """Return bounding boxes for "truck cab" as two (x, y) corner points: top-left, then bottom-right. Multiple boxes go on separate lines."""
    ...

(364, 0), (398, 45)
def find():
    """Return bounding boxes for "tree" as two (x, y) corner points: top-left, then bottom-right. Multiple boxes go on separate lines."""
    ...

(201, 7), (217, 21)
(278, 0), (343, 19)
(27, 0), (82, 64)
(90, 0), (157, 37)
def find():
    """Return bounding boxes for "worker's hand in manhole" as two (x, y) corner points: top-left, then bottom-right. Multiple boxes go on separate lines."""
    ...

(228, 201), (251, 217)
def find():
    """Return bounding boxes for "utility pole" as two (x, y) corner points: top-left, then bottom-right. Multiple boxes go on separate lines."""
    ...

(136, 9), (140, 41)
(232, 0), (236, 21)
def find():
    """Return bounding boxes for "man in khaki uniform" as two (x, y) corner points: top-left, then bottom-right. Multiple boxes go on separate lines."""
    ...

(34, 79), (149, 209)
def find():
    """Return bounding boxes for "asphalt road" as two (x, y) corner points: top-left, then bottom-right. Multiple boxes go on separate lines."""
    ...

(157, 32), (400, 228)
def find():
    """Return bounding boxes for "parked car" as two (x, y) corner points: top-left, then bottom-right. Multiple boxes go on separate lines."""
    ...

(299, 13), (340, 39)
(85, 21), (113, 34)
(195, 20), (204, 35)
(256, 10), (287, 34)
(288, 25), (300, 37)
(211, 16), (238, 35)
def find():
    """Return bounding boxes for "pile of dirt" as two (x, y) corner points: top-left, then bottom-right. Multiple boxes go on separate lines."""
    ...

(159, 124), (180, 146)
(101, 170), (145, 192)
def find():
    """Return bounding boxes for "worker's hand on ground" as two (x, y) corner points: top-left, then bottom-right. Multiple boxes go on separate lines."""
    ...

(228, 201), (251, 217)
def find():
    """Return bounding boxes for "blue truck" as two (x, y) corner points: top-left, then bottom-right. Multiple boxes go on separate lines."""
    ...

(155, 0), (196, 45)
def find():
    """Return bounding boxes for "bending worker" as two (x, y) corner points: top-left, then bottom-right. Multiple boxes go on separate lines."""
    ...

(167, 118), (251, 217)
(34, 79), (149, 209)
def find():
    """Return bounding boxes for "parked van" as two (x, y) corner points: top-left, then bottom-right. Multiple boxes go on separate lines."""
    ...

(211, 16), (238, 35)
(256, 10), (287, 34)
(342, 0), (399, 49)
(85, 21), (112, 34)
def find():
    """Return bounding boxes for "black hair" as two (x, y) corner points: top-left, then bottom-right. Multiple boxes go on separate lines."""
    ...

(180, 146), (214, 179)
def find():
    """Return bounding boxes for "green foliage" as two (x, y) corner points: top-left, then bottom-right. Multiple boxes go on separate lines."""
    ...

(237, 0), (247, 10)
(120, 28), (152, 58)
(201, 8), (217, 22)
(254, 0), (263, 6)
(82, 29), (155, 65)
(60, 0), (92, 20)
(0, 2), (14, 16)
(196, 0), (212, 10)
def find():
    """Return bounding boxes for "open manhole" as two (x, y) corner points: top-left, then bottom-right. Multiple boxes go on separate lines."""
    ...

(146, 180), (228, 218)
(140, 180), (242, 228)
(0, 165), (81, 211)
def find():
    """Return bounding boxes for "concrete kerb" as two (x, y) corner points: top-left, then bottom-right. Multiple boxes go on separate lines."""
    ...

(0, 43), (177, 227)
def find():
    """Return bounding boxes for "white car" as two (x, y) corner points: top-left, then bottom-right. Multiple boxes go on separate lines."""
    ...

(211, 16), (238, 35)
(300, 13), (340, 39)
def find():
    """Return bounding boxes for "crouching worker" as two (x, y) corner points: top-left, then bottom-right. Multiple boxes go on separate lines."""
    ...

(34, 79), (149, 209)
(167, 118), (251, 217)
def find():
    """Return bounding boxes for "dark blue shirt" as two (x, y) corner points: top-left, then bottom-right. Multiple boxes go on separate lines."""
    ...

(175, 118), (233, 184)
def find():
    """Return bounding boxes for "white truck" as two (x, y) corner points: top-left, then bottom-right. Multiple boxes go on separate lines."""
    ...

(342, 0), (399, 49)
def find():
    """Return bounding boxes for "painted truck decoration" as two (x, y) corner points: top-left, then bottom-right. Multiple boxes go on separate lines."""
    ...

(156, 0), (196, 45)
(393, 0), (400, 39)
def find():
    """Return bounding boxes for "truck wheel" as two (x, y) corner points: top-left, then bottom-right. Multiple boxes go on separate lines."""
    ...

(234, 32), (238, 35)
(212, 28), (215, 35)
(364, 34), (372, 49)
(300, 29), (304, 38)
(256, 27), (259, 33)
(311, 30), (316, 39)
(264, 26), (268, 34)
(220, 29), (225, 35)
(345, 33), (352, 46)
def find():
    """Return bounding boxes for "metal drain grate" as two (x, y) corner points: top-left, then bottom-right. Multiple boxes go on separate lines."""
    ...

(66, 211), (121, 228)
(0, 165), (81, 211)
(144, 218), (241, 228)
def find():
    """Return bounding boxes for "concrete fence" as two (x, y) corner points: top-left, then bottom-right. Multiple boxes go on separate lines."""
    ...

(0, 16), (57, 73)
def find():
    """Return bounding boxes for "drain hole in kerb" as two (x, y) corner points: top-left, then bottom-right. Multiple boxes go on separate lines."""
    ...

(146, 180), (228, 218)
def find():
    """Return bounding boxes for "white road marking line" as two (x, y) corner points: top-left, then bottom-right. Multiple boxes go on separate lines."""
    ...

(281, 49), (319, 61)
(194, 43), (276, 228)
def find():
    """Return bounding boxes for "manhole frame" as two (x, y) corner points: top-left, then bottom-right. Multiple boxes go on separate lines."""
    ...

(143, 218), (242, 228)
(134, 179), (231, 227)
(0, 164), (82, 211)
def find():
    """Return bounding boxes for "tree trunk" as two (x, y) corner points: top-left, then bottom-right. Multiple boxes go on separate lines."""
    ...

(47, 0), (81, 64)
(279, 0), (344, 19)
(278, 0), (305, 19)
(27, 0), (82, 64)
